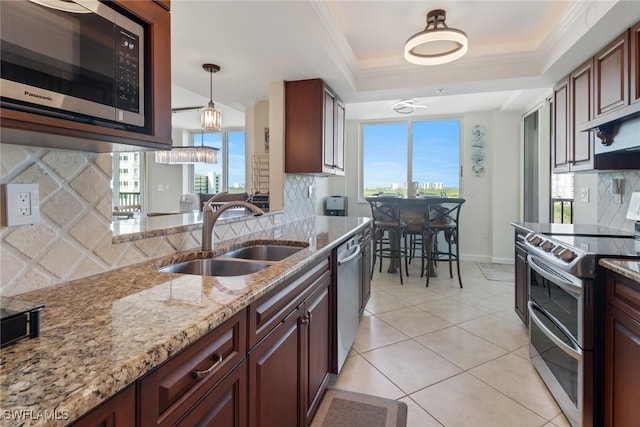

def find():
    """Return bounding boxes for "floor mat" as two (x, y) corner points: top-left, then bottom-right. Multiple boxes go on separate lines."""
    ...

(311, 388), (407, 427)
(478, 262), (515, 282)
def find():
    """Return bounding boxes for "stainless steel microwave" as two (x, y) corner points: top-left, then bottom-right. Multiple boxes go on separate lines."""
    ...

(0, 0), (145, 129)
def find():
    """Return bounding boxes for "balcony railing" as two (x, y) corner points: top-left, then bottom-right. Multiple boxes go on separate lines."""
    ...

(551, 198), (573, 224)
(118, 192), (141, 209)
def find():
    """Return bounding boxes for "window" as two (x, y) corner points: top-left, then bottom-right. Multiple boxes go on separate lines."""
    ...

(362, 119), (460, 198)
(192, 130), (246, 194)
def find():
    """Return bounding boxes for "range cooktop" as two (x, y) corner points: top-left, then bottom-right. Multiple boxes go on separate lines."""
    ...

(517, 222), (634, 238)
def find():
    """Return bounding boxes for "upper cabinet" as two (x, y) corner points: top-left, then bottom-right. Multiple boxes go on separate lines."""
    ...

(285, 79), (346, 176)
(552, 60), (595, 173)
(631, 22), (640, 105)
(594, 31), (629, 118)
(554, 20), (640, 171)
(0, 0), (172, 152)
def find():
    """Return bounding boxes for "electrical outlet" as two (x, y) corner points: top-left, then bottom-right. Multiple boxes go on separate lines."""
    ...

(308, 185), (313, 198)
(580, 188), (590, 203)
(6, 183), (40, 226)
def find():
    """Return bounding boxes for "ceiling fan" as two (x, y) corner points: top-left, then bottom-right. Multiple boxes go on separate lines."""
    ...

(391, 99), (428, 114)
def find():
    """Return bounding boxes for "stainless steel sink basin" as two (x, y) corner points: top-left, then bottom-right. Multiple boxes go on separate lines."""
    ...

(157, 258), (270, 277)
(221, 245), (303, 262)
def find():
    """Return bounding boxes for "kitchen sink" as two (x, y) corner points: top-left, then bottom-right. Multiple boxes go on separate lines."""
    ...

(157, 258), (270, 277)
(221, 245), (304, 262)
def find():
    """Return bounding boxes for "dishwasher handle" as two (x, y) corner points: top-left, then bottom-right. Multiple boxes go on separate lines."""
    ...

(338, 244), (361, 266)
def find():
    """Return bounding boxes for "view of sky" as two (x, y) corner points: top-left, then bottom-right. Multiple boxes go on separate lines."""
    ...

(195, 130), (246, 191)
(363, 119), (460, 189)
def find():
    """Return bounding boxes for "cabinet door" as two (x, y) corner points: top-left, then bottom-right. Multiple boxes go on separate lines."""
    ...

(323, 87), (336, 174)
(139, 311), (246, 427)
(514, 242), (529, 326)
(175, 360), (247, 427)
(631, 22), (640, 105)
(552, 77), (571, 173)
(249, 307), (304, 427)
(569, 59), (594, 171)
(333, 100), (346, 176)
(304, 275), (332, 424)
(594, 30), (629, 118)
(604, 306), (640, 427)
(71, 385), (135, 427)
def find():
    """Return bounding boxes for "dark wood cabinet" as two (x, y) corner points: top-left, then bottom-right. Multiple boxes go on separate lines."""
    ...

(139, 311), (247, 427)
(594, 31), (629, 118)
(552, 59), (595, 173)
(71, 385), (135, 427)
(248, 258), (331, 427)
(631, 22), (640, 105)
(604, 269), (640, 427)
(285, 79), (345, 176)
(0, 0), (172, 152)
(174, 360), (247, 427)
(569, 59), (595, 171)
(514, 230), (529, 327)
(552, 77), (571, 173)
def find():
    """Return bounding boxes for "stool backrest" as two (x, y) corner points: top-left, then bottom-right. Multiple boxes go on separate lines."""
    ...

(366, 196), (404, 225)
(425, 198), (465, 231)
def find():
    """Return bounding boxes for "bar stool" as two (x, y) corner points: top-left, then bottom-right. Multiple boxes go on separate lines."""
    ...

(423, 198), (465, 288)
(366, 196), (407, 285)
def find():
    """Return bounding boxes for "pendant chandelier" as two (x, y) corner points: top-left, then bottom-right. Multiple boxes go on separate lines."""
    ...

(404, 9), (468, 65)
(155, 131), (219, 164)
(201, 63), (222, 131)
(155, 63), (222, 164)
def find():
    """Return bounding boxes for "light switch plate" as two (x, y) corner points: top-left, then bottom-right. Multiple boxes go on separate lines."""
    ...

(580, 188), (590, 203)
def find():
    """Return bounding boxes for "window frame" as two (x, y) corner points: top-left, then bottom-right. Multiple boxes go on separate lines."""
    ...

(187, 127), (246, 194)
(359, 117), (462, 202)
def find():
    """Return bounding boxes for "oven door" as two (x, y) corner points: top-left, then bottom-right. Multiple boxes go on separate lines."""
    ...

(528, 255), (584, 347)
(529, 301), (584, 427)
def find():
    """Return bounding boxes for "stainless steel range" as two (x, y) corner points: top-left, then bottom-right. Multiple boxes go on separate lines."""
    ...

(523, 232), (638, 427)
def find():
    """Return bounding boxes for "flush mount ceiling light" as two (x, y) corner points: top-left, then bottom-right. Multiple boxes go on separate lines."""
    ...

(404, 9), (468, 65)
(201, 63), (222, 131)
(391, 99), (428, 114)
(155, 131), (219, 164)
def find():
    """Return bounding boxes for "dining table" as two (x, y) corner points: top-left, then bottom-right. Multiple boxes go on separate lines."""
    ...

(367, 195), (452, 277)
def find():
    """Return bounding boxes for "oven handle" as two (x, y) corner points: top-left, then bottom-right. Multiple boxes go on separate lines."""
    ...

(528, 301), (583, 361)
(527, 255), (582, 297)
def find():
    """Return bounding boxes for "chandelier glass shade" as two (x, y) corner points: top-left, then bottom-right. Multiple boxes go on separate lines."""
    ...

(155, 145), (219, 164)
(201, 63), (222, 131)
(404, 9), (468, 65)
(155, 131), (219, 164)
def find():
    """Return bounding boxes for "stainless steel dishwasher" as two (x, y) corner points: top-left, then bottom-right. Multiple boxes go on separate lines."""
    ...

(336, 234), (362, 372)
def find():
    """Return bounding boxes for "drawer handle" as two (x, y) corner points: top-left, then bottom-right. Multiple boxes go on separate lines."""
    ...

(192, 353), (223, 379)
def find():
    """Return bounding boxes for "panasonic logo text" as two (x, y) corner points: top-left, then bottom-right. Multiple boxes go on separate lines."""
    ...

(24, 90), (53, 102)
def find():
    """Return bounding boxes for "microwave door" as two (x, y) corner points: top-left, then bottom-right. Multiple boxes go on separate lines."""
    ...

(0, 0), (144, 128)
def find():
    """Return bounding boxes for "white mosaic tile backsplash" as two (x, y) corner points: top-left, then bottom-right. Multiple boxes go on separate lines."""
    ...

(597, 170), (640, 233)
(1, 144), (315, 296)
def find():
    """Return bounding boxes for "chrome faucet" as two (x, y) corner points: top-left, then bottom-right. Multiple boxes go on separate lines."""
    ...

(201, 200), (264, 251)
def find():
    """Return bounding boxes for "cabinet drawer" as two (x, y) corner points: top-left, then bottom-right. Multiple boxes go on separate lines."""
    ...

(249, 258), (329, 348)
(606, 271), (640, 320)
(139, 310), (247, 427)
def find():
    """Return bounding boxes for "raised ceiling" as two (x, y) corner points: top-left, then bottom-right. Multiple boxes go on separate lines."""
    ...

(170, 0), (640, 128)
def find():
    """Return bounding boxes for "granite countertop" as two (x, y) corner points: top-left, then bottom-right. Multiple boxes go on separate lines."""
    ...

(599, 258), (640, 283)
(0, 216), (370, 426)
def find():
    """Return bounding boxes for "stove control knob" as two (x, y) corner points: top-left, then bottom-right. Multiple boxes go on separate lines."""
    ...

(529, 236), (544, 246)
(541, 241), (554, 252)
(552, 246), (566, 257)
(559, 250), (577, 262)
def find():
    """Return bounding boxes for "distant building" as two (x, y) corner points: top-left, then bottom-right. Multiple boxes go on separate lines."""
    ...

(118, 153), (140, 194)
(391, 183), (399, 190)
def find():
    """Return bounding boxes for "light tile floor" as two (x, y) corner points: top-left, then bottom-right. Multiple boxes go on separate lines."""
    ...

(334, 260), (571, 427)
